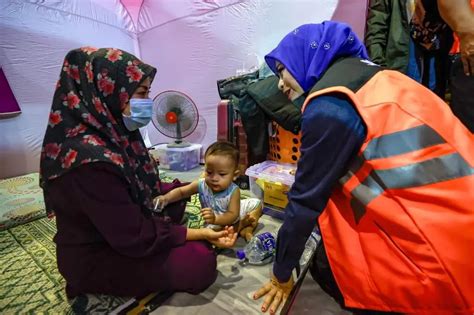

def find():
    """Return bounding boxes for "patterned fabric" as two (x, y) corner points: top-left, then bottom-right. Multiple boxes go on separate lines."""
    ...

(0, 216), (127, 313)
(410, 0), (448, 51)
(184, 194), (206, 229)
(0, 173), (45, 231)
(40, 47), (159, 215)
(264, 21), (368, 92)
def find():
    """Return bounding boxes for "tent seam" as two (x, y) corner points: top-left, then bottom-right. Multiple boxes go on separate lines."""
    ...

(19, 0), (132, 34)
(137, 0), (246, 35)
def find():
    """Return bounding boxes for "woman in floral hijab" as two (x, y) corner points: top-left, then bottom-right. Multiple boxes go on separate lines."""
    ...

(40, 47), (236, 298)
(41, 47), (160, 212)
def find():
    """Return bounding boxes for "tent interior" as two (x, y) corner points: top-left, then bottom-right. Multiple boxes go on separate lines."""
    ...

(1, 0), (367, 313)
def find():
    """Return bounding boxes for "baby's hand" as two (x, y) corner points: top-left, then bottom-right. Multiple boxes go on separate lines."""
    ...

(201, 208), (215, 224)
(153, 195), (168, 212)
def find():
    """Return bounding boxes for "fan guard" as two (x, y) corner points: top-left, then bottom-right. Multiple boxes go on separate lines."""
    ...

(151, 90), (199, 148)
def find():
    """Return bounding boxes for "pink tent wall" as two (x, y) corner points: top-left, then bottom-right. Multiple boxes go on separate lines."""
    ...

(0, 0), (368, 178)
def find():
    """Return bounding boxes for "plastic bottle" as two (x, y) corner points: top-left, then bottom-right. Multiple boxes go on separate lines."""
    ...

(299, 229), (322, 266)
(236, 232), (276, 265)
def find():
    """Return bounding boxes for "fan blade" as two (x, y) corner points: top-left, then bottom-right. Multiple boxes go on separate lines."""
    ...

(152, 90), (199, 139)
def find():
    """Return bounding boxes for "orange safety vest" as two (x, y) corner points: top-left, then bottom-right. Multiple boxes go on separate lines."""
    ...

(302, 59), (474, 313)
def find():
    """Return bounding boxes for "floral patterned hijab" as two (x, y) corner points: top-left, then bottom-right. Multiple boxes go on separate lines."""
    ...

(40, 47), (159, 216)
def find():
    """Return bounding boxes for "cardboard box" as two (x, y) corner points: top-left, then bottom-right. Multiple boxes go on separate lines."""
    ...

(263, 181), (290, 209)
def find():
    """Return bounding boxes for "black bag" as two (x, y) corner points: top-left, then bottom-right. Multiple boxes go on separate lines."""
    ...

(217, 71), (269, 166)
(247, 76), (302, 135)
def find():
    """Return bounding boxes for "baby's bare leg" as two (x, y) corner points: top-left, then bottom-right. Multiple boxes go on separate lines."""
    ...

(238, 201), (263, 242)
(239, 225), (255, 242)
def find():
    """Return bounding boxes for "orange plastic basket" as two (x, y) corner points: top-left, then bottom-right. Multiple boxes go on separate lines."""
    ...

(268, 122), (301, 164)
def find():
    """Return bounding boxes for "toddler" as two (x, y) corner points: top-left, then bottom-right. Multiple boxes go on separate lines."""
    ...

(155, 141), (262, 241)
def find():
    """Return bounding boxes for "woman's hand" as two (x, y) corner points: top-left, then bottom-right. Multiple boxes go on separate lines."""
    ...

(253, 274), (294, 314)
(206, 226), (238, 248)
(201, 207), (216, 224)
(153, 195), (168, 211)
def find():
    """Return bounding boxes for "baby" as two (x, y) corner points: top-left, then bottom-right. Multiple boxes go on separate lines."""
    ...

(155, 141), (262, 241)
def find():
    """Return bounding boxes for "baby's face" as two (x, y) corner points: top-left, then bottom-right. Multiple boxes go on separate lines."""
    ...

(204, 154), (238, 193)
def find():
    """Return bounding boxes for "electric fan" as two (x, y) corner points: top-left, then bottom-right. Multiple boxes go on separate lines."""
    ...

(151, 90), (199, 148)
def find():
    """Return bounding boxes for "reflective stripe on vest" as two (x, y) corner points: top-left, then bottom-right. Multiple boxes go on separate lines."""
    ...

(341, 124), (474, 222)
(363, 124), (446, 160)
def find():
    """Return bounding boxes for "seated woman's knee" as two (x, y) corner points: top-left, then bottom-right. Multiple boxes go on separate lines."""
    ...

(184, 242), (218, 293)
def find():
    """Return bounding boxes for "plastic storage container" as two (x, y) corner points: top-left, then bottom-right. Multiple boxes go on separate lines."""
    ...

(245, 161), (296, 208)
(236, 232), (276, 265)
(151, 143), (202, 171)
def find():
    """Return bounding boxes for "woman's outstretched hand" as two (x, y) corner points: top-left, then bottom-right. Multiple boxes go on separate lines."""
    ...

(206, 226), (238, 248)
(253, 274), (294, 314)
(186, 226), (237, 248)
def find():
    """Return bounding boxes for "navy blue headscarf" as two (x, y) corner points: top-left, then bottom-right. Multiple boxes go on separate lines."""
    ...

(265, 21), (369, 92)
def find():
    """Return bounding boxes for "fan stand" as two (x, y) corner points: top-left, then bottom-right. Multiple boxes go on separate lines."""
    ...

(167, 120), (191, 148)
(167, 141), (191, 148)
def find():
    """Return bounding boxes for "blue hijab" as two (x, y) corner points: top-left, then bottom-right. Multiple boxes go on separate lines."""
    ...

(265, 21), (369, 92)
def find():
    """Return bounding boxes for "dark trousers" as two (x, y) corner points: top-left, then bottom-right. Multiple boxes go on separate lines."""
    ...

(309, 241), (399, 315)
(449, 56), (474, 132)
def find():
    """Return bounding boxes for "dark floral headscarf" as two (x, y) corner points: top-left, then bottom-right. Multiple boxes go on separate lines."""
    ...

(40, 47), (159, 216)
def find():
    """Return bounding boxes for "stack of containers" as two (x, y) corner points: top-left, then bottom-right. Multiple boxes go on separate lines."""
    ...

(245, 160), (296, 219)
(151, 143), (202, 171)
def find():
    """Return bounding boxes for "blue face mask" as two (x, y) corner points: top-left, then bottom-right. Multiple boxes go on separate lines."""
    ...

(122, 98), (154, 131)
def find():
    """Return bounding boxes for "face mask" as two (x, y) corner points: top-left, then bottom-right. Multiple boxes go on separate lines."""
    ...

(122, 98), (154, 131)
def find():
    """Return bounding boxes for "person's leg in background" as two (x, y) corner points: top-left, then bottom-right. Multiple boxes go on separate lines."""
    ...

(421, 51), (437, 92)
(449, 54), (474, 132)
(408, 32), (453, 100)
(407, 38), (423, 82)
(432, 27), (454, 99)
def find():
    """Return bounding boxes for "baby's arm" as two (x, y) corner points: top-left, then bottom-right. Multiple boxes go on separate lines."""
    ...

(214, 188), (240, 226)
(155, 180), (199, 209)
